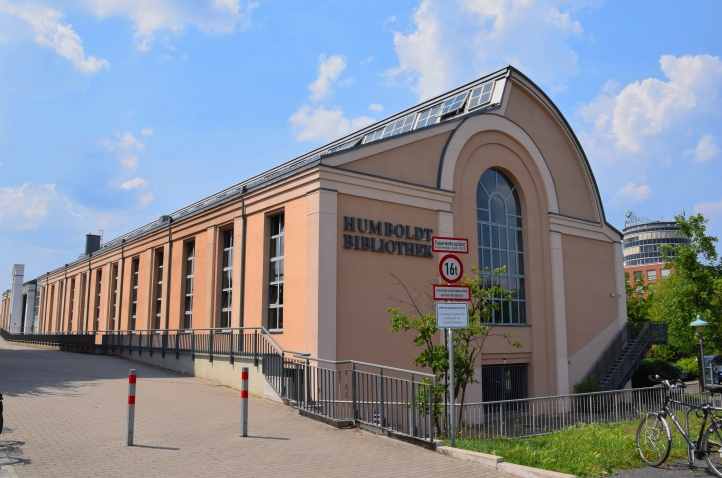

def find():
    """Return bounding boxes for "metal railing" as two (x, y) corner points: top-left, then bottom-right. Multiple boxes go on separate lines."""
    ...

(14, 326), (437, 444)
(450, 385), (722, 439)
(0, 328), (96, 352)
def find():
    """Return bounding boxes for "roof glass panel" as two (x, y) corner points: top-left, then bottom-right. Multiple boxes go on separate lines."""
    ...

(440, 91), (469, 116)
(467, 81), (495, 110)
(381, 113), (417, 139)
(415, 104), (443, 128)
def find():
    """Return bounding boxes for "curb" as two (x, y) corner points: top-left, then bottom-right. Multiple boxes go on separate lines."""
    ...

(437, 446), (576, 478)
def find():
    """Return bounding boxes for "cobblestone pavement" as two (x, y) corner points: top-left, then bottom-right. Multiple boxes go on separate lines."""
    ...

(0, 338), (511, 478)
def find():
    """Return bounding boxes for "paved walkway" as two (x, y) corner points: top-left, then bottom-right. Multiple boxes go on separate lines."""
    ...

(0, 338), (510, 478)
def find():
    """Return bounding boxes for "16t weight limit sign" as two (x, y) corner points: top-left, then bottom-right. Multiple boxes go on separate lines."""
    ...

(438, 254), (463, 283)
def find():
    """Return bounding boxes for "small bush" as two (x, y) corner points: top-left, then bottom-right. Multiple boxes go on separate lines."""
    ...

(675, 356), (699, 380)
(573, 376), (600, 394)
(632, 358), (681, 388)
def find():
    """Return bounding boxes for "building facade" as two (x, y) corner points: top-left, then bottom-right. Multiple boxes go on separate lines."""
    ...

(623, 218), (688, 286)
(2, 67), (627, 399)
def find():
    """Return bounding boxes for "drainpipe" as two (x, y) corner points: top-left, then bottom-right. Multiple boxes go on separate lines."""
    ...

(164, 217), (173, 331)
(239, 194), (247, 328)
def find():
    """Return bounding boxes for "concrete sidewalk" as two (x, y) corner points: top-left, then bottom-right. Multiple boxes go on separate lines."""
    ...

(0, 338), (510, 478)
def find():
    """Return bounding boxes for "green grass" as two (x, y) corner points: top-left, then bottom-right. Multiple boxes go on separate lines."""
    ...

(453, 417), (698, 477)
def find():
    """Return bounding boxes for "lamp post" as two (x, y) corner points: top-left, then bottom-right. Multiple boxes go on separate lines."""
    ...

(690, 315), (708, 392)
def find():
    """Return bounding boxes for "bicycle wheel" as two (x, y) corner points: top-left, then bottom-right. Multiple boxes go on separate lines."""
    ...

(702, 420), (722, 477)
(636, 413), (672, 467)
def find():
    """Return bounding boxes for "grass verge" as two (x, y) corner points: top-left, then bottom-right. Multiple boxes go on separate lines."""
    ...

(454, 418), (696, 477)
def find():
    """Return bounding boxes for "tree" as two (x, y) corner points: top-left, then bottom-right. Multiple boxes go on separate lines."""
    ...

(648, 213), (722, 358)
(626, 278), (652, 334)
(388, 270), (519, 434)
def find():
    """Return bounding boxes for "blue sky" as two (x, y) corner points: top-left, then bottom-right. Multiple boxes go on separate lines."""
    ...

(1, 0), (721, 289)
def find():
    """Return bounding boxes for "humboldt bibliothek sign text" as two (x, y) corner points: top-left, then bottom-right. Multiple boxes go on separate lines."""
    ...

(342, 216), (433, 258)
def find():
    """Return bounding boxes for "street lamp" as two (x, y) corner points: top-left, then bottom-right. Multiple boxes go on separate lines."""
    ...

(690, 315), (708, 392)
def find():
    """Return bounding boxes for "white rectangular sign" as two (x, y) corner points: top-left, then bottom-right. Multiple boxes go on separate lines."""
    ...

(433, 285), (471, 301)
(432, 236), (469, 254)
(436, 302), (469, 329)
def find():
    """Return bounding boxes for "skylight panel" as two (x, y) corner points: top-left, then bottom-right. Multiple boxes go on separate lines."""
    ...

(381, 113), (417, 139)
(440, 91), (469, 116)
(415, 104), (443, 129)
(327, 138), (360, 154)
(362, 128), (385, 144)
(467, 81), (495, 110)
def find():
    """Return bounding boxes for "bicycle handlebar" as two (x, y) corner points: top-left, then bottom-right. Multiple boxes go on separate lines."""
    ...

(648, 374), (687, 390)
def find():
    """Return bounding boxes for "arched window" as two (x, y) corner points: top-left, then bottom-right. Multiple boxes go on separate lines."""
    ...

(477, 168), (525, 324)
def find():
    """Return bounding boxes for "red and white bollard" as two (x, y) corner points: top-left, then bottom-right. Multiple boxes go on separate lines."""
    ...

(240, 367), (249, 437)
(127, 369), (136, 446)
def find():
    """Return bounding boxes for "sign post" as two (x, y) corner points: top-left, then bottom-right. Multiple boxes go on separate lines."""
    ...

(432, 236), (470, 448)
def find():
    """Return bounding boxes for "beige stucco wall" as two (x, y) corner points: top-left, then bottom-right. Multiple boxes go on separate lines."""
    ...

(340, 131), (451, 188)
(504, 82), (600, 222)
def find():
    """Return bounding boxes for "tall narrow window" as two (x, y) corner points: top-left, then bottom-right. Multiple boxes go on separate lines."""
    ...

(94, 269), (102, 331)
(109, 263), (119, 330)
(79, 273), (87, 331)
(68, 278), (76, 332)
(33, 286), (41, 333)
(152, 248), (164, 329)
(218, 229), (233, 328)
(182, 240), (195, 330)
(477, 168), (525, 324)
(57, 281), (64, 332)
(267, 213), (284, 330)
(129, 257), (139, 330)
(49, 285), (55, 332)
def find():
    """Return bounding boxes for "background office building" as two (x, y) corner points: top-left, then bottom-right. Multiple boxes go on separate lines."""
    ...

(1, 67), (632, 399)
(623, 213), (689, 286)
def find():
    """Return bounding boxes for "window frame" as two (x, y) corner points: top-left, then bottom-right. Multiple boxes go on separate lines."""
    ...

(182, 239), (195, 330)
(218, 227), (234, 329)
(129, 257), (140, 330)
(266, 211), (285, 332)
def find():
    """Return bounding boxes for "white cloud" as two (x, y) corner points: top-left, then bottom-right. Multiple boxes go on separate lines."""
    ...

(138, 191), (154, 207)
(289, 105), (374, 143)
(119, 177), (147, 190)
(581, 55), (722, 154)
(0, 1), (108, 73)
(309, 54), (346, 101)
(618, 182), (651, 202)
(388, 0), (584, 99)
(79, 0), (258, 51)
(368, 103), (384, 112)
(690, 135), (719, 163)
(695, 199), (722, 221)
(102, 130), (146, 170)
(0, 183), (86, 230)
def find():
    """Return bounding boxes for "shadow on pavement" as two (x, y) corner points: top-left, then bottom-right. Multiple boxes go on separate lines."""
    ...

(131, 444), (181, 451)
(0, 340), (175, 397)
(0, 439), (31, 467)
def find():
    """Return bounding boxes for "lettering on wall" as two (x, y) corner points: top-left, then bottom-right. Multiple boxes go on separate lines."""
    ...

(342, 216), (433, 258)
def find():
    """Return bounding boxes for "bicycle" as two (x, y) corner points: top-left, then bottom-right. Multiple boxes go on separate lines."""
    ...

(636, 375), (722, 476)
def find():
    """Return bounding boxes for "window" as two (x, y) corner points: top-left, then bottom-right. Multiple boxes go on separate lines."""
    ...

(49, 285), (55, 332)
(661, 268), (672, 278)
(152, 248), (164, 329)
(57, 281), (64, 332)
(110, 263), (119, 331)
(68, 278), (75, 332)
(267, 213), (284, 330)
(476, 169), (525, 324)
(79, 273), (87, 331)
(182, 240), (195, 330)
(634, 271), (643, 283)
(647, 270), (657, 282)
(482, 364), (528, 401)
(467, 81), (494, 111)
(94, 270), (102, 331)
(219, 229), (233, 328)
(129, 257), (139, 330)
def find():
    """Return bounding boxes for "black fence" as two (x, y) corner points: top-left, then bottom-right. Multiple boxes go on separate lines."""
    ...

(0, 329), (96, 352)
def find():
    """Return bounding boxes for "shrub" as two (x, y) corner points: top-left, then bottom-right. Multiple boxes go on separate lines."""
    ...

(675, 356), (699, 380)
(632, 358), (681, 388)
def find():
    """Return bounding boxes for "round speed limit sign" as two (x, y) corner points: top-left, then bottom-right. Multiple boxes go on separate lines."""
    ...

(439, 254), (463, 283)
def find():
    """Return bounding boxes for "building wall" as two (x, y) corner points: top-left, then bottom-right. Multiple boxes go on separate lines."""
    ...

(625, 263), (668, 287)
